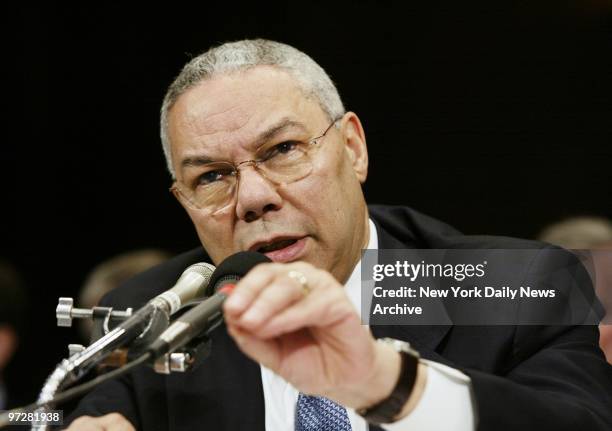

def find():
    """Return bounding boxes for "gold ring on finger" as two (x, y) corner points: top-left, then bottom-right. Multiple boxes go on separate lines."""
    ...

(288, 270), (310, 297)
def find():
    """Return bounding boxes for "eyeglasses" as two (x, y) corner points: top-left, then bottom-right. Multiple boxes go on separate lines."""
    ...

(170, 116), (342, 214)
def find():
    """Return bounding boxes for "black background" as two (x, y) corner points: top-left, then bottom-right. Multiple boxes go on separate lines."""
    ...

(8, 1), (612, 406)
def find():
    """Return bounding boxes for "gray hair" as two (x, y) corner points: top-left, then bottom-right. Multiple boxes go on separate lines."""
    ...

(160, 39), (346, 178)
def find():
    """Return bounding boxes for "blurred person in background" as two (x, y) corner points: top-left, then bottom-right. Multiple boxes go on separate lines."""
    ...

(0, 260), (27, 410)
(538, 216), (612, 362)
(77, 249), (171, 342)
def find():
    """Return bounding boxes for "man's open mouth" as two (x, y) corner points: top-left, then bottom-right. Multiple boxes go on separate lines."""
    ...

(256, 238), (299, 253)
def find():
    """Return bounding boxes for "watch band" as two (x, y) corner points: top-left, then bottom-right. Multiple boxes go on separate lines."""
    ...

(357, 338), (420, 425)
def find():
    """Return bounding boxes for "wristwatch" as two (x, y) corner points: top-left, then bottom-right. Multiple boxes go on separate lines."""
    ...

(356, 337), (421, 425)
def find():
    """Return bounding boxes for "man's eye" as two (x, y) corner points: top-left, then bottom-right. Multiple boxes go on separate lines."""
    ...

(266, 141), (299, 158)
(196, 170), (226, 186)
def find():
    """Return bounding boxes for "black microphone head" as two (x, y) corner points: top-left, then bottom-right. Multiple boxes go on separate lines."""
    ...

(207, 251), (271, 294)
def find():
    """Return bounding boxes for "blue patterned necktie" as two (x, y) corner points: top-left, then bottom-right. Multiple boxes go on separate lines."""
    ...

(295, 393), (353, 431)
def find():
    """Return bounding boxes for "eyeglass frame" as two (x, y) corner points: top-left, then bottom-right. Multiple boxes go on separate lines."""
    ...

(170, 115), (344, 213)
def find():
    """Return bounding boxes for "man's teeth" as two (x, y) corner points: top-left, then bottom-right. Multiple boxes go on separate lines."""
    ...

(258, 239), (298, 253)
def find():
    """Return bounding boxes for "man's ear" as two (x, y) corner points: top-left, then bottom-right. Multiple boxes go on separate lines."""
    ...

(341, 112), (368, 183)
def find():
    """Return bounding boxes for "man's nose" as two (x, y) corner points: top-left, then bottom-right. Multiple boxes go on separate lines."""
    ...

(235, 166), (282, 223)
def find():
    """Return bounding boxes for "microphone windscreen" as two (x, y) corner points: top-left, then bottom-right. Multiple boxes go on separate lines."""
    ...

(208, 251), (271, 294)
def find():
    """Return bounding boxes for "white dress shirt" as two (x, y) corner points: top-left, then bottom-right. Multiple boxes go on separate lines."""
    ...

(260, 219), (476, 430)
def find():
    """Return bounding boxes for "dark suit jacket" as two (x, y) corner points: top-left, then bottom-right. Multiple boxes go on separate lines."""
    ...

(66, 205), (612, 430)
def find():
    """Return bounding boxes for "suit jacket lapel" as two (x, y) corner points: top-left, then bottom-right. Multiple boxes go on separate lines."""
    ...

(369, 215), (453, 364)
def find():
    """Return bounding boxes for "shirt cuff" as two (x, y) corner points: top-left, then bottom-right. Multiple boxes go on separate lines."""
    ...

(382, 360), (476, 431)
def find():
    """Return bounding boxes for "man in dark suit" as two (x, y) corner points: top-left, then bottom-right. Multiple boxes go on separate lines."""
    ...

(66, 39), (612, 430)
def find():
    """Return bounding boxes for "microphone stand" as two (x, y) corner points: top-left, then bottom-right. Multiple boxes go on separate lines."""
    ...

(32, 300), (168, 431)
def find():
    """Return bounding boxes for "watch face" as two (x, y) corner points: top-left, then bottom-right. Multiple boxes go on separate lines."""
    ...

(379, 337), (420, 357)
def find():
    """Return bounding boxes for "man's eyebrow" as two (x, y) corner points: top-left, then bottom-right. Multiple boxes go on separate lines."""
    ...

(253, 118), (308, 147)
(181, 155), (215, 169)
(180, 118), (308, 170)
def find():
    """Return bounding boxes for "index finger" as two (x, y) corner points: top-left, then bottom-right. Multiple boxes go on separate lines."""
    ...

(223, 262), (279, 316)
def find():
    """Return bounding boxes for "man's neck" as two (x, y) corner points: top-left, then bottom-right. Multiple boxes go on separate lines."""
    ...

(337, 208), (371, 285)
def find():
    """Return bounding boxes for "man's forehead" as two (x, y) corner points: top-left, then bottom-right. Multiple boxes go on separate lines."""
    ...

(169, 66), (314, 140)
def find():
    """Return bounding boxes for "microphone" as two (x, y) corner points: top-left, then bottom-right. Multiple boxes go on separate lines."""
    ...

(103, 261), (217, 349)
(148, 251), (271, 358)
(146, 262), (217, 315)
(99, 261), (216, 343)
